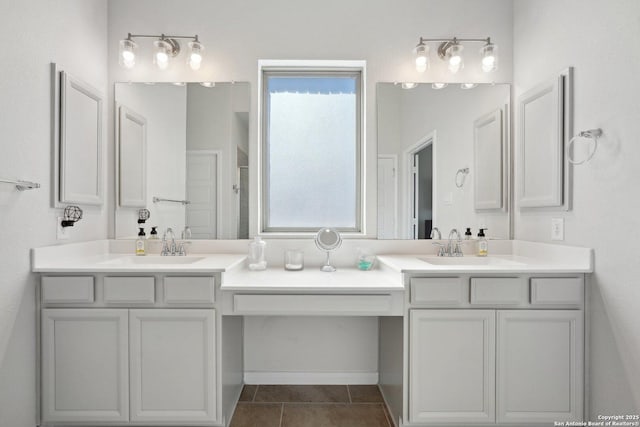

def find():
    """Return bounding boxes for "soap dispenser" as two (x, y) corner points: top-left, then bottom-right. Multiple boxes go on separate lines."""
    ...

(136, 227), (146, 256)
(464, 227), (473, 240)
(248, 236), (267, 270)
(477, 228), (488, 257)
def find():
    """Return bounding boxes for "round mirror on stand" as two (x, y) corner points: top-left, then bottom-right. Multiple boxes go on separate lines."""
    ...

(315, 228), (342, 272)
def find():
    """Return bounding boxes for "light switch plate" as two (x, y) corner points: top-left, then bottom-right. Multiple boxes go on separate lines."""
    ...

(551, 218), (564, 241)
(57, 217), (70, 240)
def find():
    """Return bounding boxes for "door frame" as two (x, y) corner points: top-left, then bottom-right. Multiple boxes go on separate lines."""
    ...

(403, 131), (437, 239)
(377, 154), (398, 239)
(186, 150), (222, 239)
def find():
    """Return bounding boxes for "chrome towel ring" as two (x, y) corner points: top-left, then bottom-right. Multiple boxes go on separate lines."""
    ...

(567, 128), (602, 165)
(455, 167), (469, 188)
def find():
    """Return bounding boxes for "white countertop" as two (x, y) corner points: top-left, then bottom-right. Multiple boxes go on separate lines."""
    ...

(221, 263), (404, 292)
(31, 240), (593, 285)
(377, 253), (593, 274)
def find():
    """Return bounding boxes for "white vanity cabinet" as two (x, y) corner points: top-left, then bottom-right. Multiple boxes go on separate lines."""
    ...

(407, 275), (585, 426)
(410, 310), (495, 423)
(41, 309), (129, 423)
(39, 275), (221, 427)
(129, 309), (216, 423)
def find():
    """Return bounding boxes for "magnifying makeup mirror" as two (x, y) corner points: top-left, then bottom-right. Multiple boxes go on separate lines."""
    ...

(315, 228), (342, 272)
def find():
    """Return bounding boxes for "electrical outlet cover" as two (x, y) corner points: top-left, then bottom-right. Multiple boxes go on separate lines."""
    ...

(57, 217), (70, 240)
(551, 217), (564, 241)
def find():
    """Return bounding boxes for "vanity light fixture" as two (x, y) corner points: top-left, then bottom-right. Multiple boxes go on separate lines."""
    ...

(431, 83), (448, 90)
(119, 33), (204, 71)
(413, 37), (498, 74)
(395, 82), (418, 90)
(461, 83), (477, 89)
(414, 42), (429, 73)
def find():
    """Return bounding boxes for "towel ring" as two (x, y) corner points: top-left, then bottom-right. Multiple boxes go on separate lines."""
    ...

(567, 128), (602, 165)
(455, 167), (469, 188)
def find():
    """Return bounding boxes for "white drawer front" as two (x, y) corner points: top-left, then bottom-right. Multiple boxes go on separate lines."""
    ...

(233, 294), (392, 315)
(531, 277), (583, 306)
(104, 277), (155, 304)
(471, 278), (525, 305)
(42, 276), (94, 303)
(410, 277), (466, 305)
(164, 276), (215, 304)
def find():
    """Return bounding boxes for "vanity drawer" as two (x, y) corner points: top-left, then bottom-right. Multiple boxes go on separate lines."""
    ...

(471, 277), (525, 305)
(164, 276), (215, 304)
(42, 276), (94, 303)
(410, 277), (467, 305)
(233, 294), (393, 315)
(104, 277), (155, 304)
(531, 277), (583, 306)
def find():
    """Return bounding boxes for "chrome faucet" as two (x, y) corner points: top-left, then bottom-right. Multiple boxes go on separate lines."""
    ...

(161, 228), (176, 256)
(430, 227), (446, 256)
(447, 228), (463, 257)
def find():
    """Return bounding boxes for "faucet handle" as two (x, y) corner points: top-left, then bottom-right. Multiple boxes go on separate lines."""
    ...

(430, 227), (441, 240)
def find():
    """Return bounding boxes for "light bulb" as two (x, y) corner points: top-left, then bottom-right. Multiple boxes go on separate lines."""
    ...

(431, 83), (448, 90)
(200, 82), (215, 88)
(480, 42), (498, 72)
(154, 39), (172, 70)
(461, 83), (477, 90)
(446, 43), (464, 74)
(401, 82), (418, 89)
(188, 39), (204, 71)
(415, 43), (429, 73)
(119, 38), (137, 69)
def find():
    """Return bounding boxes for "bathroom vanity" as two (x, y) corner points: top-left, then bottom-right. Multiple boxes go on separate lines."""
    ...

(31, 239), (592, 427)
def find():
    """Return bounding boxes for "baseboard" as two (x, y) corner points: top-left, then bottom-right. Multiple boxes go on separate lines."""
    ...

(243, 371), (379, 385)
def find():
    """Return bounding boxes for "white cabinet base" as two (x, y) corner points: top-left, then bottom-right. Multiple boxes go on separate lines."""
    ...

(497, 310), (583, 424)
(410, 310), (496, 424)
(129, 309), (217, 423)
(41, 309), (129, 423)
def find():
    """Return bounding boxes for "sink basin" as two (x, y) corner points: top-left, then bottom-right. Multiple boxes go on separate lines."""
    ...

(101, 256), (206, 265)
(418, 256), (525, 266)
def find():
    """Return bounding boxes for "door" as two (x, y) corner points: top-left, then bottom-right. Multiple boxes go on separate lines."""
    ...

(41, 309), (129, 423)
(129, 309), (216, 423)
(377, 156), (397, 238)
(413, 145), (433, 239)
(497, 310), (583, 423)
(186, 151), (220, 239)
(410, 309), (495, 423)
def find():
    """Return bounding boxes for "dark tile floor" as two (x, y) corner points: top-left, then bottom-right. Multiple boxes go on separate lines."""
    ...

(230, 385), (393, 427)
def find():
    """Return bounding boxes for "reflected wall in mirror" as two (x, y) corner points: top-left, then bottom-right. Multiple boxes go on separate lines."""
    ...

(377, 83), (510, 239)
(115, 82), (250, 239)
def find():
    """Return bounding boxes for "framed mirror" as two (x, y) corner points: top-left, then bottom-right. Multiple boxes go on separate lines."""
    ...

(52, 65), (104, 206)
(114, 82), (250, 239)
(377, 83), (511, 239)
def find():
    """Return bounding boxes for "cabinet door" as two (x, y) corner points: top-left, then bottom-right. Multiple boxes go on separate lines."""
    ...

(410, 310), (495, 423)
(497, 310), (583, 423)
(41, 309), (129, 423)
(129, 309), (216, 423)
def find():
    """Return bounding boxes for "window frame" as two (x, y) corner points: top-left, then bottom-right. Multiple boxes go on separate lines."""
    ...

(259, 60), (365, 234)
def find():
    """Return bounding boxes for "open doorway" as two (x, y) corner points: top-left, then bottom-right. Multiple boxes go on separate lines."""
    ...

(405, 132), (436, 239)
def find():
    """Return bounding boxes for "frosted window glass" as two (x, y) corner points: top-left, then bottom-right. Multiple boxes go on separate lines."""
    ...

(264, 75), (360, 230)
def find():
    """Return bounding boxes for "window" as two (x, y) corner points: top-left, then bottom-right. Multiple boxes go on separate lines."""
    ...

(261, 62), (363, 233)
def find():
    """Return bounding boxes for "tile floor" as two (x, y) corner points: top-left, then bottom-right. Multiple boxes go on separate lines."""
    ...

(230, 385), (394, 427)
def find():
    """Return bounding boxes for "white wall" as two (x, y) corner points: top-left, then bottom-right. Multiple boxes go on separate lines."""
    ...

(107, 0), (513, 383)
(513, 0), (640, 415)
(0, 1), (108, 425)
(115, 83), (187, 238)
